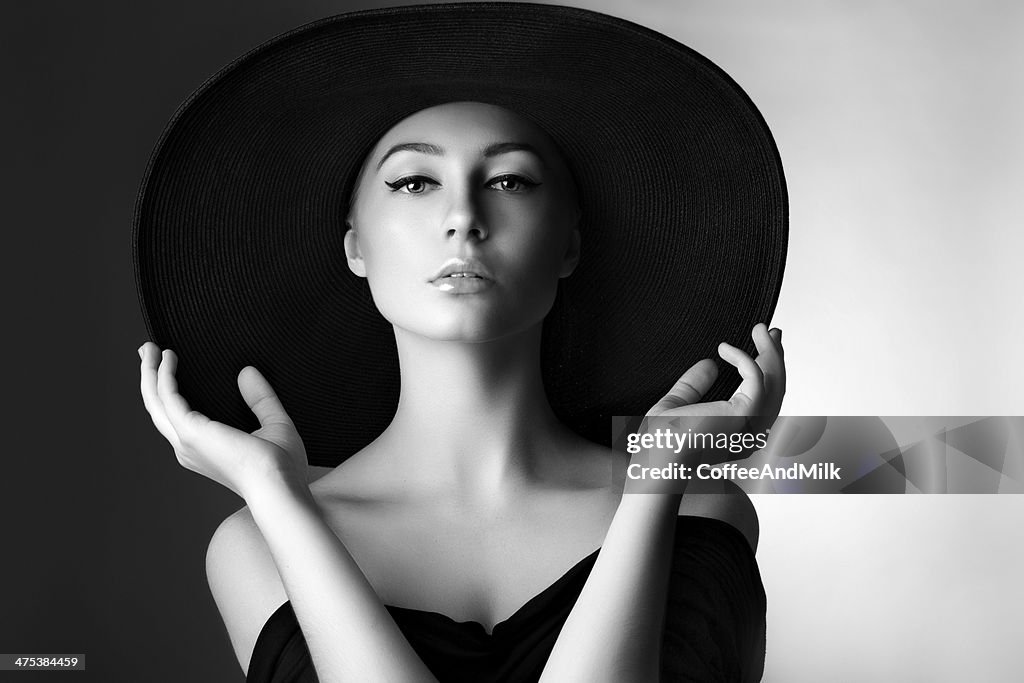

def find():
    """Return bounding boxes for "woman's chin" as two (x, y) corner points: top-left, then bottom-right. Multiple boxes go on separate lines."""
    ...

(390, 315), (545, 345)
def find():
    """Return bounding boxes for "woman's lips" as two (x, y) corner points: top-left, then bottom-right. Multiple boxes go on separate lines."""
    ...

(430, 257), (495, 293)
(432, 272), (494, 294)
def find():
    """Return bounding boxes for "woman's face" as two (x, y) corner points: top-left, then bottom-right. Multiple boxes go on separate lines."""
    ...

(345, 101), (581, 342)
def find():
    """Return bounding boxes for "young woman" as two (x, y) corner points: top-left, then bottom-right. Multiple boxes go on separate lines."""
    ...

(134, 5), (787, 681)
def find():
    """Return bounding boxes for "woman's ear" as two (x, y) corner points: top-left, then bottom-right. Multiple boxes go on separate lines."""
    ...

(343, 228), (367, 277)
(559, 227), (581, 278)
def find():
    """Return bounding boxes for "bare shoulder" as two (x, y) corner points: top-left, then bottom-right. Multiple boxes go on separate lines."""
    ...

(549, 436), (631, 490)
(205, 465), (336, 674)
(307, 464), (335, 483)
(205, 505), (287, 676)
(677, 478), (759, 552)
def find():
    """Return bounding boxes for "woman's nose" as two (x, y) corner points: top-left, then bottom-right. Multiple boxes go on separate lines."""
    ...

(442, 191), (488, 242)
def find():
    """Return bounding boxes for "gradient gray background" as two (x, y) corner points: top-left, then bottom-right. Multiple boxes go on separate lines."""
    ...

(4, 0), (1022, 681)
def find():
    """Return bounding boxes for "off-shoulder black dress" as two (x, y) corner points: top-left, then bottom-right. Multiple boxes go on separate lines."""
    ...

(246, 515), (767, 682)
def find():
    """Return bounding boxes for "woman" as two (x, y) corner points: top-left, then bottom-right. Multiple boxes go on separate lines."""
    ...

(134, 5), (786, 681)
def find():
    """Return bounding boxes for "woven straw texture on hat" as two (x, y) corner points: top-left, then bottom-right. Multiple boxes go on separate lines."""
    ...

(134, 3), (787, 467)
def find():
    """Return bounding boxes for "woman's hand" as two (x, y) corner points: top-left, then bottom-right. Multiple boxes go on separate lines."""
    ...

(647, 322), (785, 452)
(138, 342), (308, 500)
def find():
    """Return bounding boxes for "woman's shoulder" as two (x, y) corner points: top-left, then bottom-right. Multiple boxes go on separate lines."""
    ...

(205, 505), (288, 675)
(677, 478), (759, 551)
(664, 496), (766, 682)
(206, 466), (340, 673)
(307, 464), (335, 483)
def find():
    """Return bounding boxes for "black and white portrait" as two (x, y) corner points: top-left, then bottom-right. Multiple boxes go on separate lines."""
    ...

(4, 1), (1022, 681)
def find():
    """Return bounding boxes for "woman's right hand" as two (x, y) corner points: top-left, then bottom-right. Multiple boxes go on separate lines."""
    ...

(138, 342), (309, 500)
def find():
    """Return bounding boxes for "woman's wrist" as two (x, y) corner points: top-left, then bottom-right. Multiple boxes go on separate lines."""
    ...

(240, 461), (314, 511)
(618, 488), (683, 518)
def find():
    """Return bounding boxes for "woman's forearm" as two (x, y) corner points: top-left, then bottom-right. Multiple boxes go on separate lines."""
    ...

(245, 473), (437, 683)
(539, 492), (681, 683)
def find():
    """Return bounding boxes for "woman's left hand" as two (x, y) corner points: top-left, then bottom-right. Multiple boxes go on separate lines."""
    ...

(647, 322), (785, 438)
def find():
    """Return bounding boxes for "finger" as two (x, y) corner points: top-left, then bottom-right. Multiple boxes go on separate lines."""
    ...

(752, 323), (775, 357)
(156, 349), (210, 437)
(139, 343), (178, 444)
(765, 327), (786, 411)
(752, 324), (785, 395)
(649, 358), (719, 414)
(718, 342), (764, 414)
(237, 366), (295, 428)
(764, 326), (786, 396)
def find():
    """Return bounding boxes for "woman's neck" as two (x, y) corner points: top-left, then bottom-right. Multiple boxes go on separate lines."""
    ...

(372, 323), (570, 498)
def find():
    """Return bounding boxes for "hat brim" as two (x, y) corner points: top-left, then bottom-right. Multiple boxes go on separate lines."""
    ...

(133, 2), (787, 467)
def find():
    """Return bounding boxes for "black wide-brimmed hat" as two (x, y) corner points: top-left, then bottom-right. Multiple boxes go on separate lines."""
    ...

(133, 2), (787, 468)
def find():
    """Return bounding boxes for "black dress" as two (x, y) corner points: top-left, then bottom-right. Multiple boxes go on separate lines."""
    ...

(246, 516), (766, 682)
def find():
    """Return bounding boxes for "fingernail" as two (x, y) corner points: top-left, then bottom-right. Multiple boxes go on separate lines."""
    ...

(138, 345), (144, 359)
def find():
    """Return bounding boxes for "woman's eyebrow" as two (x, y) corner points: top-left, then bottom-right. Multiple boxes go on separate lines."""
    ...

(483, 142), (549, 170)
(482, 141), (542, 160)
(376, 142), (444, 171)
(375, 141), (546, 171)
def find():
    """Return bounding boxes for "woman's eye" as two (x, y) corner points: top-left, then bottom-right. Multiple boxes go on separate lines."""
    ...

(385, 176), (437, 194)
(488, 174), (539, 192)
